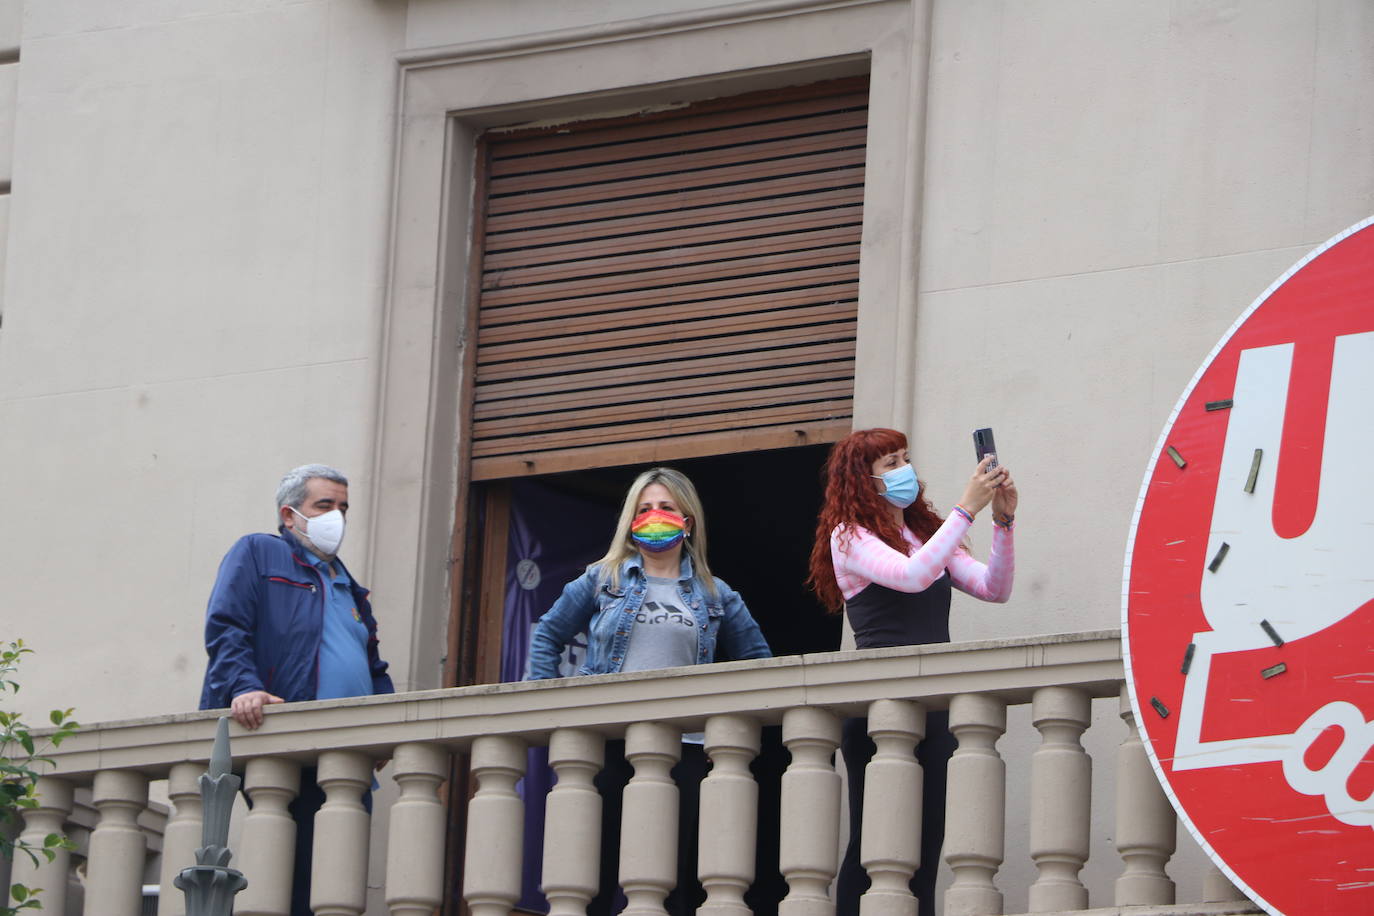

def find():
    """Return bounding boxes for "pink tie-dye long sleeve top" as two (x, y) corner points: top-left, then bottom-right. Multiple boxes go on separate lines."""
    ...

(830, 513), (1015, 602)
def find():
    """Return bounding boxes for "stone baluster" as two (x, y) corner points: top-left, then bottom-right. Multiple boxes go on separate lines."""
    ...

(943, 693), (1007, 916)
(778, 707), (841, 916)
(171, 716), (248, 914)
(310, 751), (374, 916)
(386, 742), (450, 916)
(1203, 861), (1250, 902)
(860, 698), (924, 916)
(541, 729), (604, 916)
(155, 763), (204, 916)
(237, 757), (302, 916)
(464, 735), (528, 916)
(9, 776), (73, 914)
(619, 722), (682, 916)
(1115, 686), (1175, 905)
(84, 769), (150, 916)
(1028, 687), (1091, 912)
(698, 715), (761, 916)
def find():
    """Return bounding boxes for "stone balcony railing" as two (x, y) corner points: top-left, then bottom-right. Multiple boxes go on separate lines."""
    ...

(10, 630), (1262, 916)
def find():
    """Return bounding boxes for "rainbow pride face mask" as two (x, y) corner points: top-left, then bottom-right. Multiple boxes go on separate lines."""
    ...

(630, 509), (687, 553)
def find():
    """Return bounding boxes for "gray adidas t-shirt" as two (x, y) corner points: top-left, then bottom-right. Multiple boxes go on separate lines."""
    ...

(621, 576), (699, 672)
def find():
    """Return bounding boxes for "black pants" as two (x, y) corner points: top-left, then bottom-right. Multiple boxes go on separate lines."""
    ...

(835, 712), (954, 916)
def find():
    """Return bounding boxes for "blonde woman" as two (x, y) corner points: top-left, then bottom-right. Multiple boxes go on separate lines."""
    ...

(527, 466), (770, 679)
(526, 467), (771, 916)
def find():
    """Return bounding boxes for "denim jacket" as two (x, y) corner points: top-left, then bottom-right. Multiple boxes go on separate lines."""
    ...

(526, 554), (771, 679)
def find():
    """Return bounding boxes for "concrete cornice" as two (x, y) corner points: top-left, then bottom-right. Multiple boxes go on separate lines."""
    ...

(41, 630), (1123, 778)
(397, 0), (895, 68)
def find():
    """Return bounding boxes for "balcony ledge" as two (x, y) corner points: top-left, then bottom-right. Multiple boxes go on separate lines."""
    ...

(40, 629), (1123, 777)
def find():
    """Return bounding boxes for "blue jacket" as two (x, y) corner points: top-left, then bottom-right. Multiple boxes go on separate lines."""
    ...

(198, 526), (393, 710)
(526, 554), (771, 679)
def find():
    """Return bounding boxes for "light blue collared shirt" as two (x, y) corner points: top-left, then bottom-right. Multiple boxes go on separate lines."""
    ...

(305, 552), (373, 700)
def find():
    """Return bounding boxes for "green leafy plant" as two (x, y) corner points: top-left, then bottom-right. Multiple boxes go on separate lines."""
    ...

(2, 641), (79, 914)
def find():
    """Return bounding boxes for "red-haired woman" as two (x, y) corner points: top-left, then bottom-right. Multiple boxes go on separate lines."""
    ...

(807, 427), (1016, 916)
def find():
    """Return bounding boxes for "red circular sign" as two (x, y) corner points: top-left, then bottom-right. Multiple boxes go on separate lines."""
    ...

(1124, 217), (1374, 916)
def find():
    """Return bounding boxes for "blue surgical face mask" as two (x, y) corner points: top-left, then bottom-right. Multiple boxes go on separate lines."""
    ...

(872, 464), (918, 509)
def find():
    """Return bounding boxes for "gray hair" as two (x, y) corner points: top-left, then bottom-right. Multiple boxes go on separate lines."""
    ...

(276, 464), (349, 511)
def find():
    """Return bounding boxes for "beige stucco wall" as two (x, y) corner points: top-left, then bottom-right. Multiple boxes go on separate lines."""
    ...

(0, 0), (407, 722)
(0, 1), (1371, 908)
(915, 0), (1374, 642)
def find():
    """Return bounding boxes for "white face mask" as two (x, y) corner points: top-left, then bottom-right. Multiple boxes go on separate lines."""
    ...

(289, 506), (346, 557)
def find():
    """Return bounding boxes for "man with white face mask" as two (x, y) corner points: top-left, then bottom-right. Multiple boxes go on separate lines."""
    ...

(198, 463), (392, 916)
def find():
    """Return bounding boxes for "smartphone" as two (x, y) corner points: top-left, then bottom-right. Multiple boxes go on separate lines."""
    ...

(973, 427), (998, 470)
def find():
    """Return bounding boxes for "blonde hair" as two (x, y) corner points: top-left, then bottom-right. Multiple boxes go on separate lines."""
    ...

(593, 467), (716, 596)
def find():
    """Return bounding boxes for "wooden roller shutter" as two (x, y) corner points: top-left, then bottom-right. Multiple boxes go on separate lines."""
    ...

(470, 76), (867, 480)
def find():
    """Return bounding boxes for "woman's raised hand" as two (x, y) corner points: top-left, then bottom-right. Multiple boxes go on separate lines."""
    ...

(992, 465), (1018, 519)
(959, 455), (1009, 516)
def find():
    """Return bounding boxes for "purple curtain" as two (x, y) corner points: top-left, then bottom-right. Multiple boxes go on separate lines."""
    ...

(501, 480), (616, 912)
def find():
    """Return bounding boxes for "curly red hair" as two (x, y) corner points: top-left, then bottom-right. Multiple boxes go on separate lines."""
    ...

(806, 428), (947, 613)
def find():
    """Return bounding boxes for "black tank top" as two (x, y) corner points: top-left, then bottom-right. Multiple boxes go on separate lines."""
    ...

(844, 570), (952, 649)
